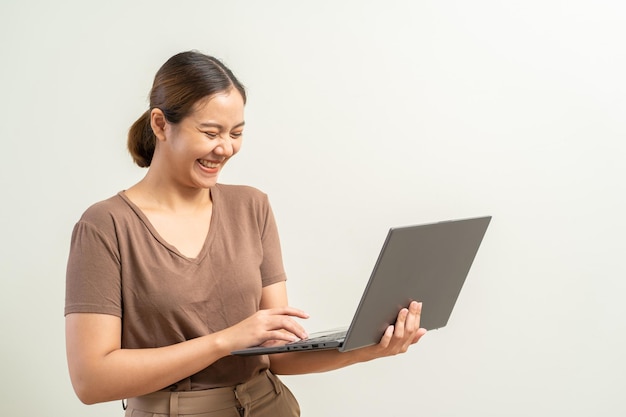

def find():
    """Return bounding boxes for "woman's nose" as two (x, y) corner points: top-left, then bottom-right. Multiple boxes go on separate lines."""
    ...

(215, 136), (233, 156)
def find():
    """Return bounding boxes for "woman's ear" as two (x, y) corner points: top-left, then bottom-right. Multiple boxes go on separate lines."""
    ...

(150, 108), (168, 142)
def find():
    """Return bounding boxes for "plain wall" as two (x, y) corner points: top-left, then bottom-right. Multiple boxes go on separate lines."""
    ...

(1, 1), (624, 416)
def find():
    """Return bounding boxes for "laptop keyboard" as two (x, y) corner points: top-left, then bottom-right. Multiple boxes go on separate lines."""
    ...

(296, 330), (346, 344)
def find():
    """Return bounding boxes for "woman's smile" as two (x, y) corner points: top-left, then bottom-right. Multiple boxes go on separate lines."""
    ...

(197, 158), (223, 174)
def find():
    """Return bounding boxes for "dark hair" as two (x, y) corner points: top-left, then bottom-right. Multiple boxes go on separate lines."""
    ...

(128, 51), (246, 167)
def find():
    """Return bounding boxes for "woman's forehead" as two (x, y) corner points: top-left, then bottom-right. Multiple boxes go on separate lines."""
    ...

(188, 90), (245, 124)
(193, 88), (244, 109)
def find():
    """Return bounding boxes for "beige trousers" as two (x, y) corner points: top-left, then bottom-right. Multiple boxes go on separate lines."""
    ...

(124, 370), (300, 417)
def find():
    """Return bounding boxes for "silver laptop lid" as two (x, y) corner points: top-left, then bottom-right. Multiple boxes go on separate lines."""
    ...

(340, 216), (491, 351)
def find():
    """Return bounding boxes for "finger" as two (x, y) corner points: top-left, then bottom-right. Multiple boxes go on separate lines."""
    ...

(379, 325), (394, 349)
(270, 306), (310, 319)
(257, 307), (309, 339)
(268, 315), (309, 340)
(393, 302), (421, 351)
(260, 329), (298, 346)
(412, 328), (427, 344)
(413, 301), (423, 327)
(403, 301), (420, 332)
(260, 339), (288, 348)
(266, 329), (301, 343)
(393, 308), (409, 339)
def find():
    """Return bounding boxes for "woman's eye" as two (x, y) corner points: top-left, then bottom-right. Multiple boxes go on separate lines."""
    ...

(231, 131), (243, 139)
(204, 132), (218, 139)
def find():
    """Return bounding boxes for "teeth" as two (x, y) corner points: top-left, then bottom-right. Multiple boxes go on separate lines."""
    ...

(199, 159), (220, 168)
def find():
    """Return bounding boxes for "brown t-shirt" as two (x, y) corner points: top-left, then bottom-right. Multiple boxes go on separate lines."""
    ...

(65, 183), (287, 390)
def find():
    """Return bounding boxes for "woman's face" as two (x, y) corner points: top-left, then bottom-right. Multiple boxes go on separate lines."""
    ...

(158, 89), (245, 190)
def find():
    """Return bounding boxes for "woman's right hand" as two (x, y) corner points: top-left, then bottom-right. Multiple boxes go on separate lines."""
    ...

(219, 306), (310, 352)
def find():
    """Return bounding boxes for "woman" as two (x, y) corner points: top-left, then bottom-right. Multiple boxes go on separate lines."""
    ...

(65, 50), (427, 417)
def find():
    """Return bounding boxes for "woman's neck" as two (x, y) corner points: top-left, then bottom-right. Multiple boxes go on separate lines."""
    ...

(126, 170), (212, 214)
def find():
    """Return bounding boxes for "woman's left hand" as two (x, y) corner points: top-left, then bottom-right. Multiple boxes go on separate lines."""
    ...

(360, 301), (427, 359)
(267, 300), (427, 375)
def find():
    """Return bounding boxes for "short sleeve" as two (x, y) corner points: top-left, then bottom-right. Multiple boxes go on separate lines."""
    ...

(259, 195), (287, 287)
(64, 220), (123, 317)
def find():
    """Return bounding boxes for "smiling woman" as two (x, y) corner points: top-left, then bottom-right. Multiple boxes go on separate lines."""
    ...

(149, 92), (245, 192)
(127, 52), (247, 169)
(64, 50), (427, 417)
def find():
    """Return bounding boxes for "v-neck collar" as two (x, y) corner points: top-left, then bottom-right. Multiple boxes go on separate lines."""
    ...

(117, 188), (219, 264)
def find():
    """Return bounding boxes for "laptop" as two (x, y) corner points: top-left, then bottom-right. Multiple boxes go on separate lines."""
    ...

(231, 216), (491, 356)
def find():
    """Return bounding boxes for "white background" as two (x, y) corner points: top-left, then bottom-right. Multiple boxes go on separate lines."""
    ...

(1, 1), (625, 416)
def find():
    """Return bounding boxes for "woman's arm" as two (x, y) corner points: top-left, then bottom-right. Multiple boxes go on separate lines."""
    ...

(261, 282), (427, 375)
(65, 313), (229, 404)
(66, 305), (308, 404)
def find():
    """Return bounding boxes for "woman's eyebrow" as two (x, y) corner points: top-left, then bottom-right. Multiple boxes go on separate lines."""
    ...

(199, 121), (245, 129)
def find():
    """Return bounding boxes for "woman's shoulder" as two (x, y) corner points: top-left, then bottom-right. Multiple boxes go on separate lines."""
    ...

(213, 183), (269, 205)
(77, 192), (133, 227)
